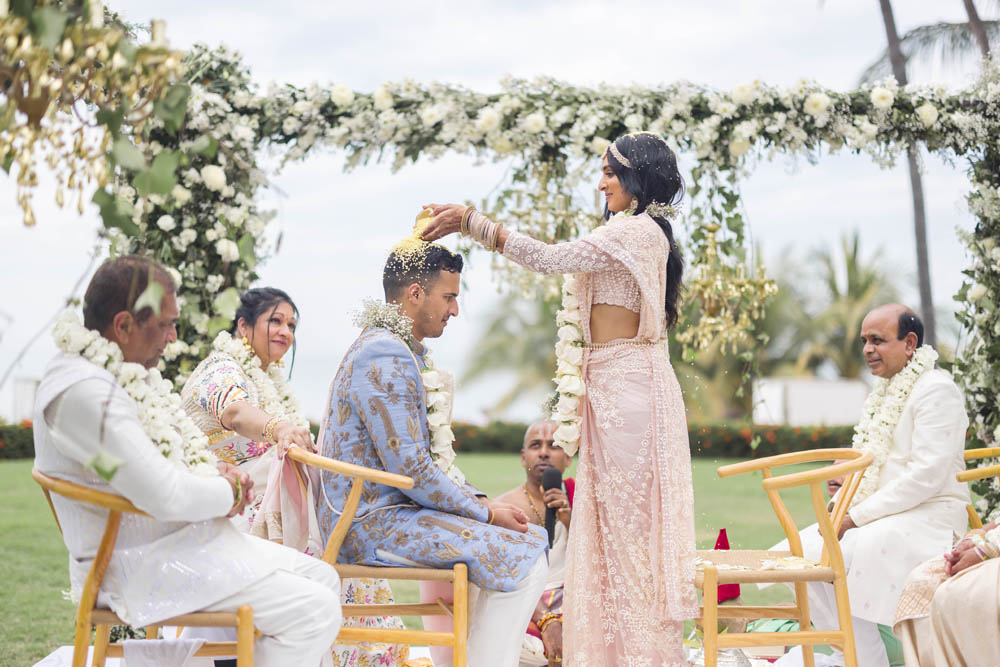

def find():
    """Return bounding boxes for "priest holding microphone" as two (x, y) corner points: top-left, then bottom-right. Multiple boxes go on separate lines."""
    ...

(496, 418), (575, 667)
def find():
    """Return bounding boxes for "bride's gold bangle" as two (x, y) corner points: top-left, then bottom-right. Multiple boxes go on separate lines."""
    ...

(461, 206), (476, 236)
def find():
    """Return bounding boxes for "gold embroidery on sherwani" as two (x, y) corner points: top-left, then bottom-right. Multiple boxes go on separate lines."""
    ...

(434, 543), (463, 560)
(337, 401), (351, 425)
(417, 515), (475, 540)
(474, 542), (522, 579)
(406, 415), (421, 443)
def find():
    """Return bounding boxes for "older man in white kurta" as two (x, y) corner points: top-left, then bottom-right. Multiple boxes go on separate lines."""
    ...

(34, 255), (342, 666)
(776, 305), (969, 667)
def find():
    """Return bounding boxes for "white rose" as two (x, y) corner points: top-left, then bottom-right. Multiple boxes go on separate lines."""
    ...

(330, 84), (355, 106)
(420, 104), (445, 127)
(373, 85), (394, 110)
(490, 136), (515, 154)
(728, 137), (751, 158)
(156, 215), (176, 232)
(624, 113), (644, 130)
(557, 324), (583, 343)
(215, 238), (240, 263)
(590, 136), (611, 156)
(552, 410), (576, 424)
(175, 228), (197, 250)
(556, 358), (580, 378)
(171, 184), (192, 205)
(563, 275), (577, 293)
(421, 370), (443, 390)
(476, 107), (502, 133)
(556, 374), (585, 395)
(561, 345), (583, 366)
(205, 229), (219, 242)
(431, 424), (455, 449)
(562, 292), (580, 309)
(291, 100), (313, 116)
(969, 283), (988, 302)
(200, 165), (227, 192)
(426, 391), (449, 410)
(554, 422), (580, 443)
(231, 124), (255, 144)
(870, 86), (894, 110)
(916, 102), (939, 128)
(803, 92), (831, 117)
(983, 237), (997, 251)
(556, 308), (582, 326)
(522, 112), (546, 134)
(427, 411), (449, 428)
(731, 83), (757, 106)
(556, 394), (579, 415)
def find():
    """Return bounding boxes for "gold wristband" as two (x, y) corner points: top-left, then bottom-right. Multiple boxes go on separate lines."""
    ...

(262, 416), (282, 443)
(228, 474), (242, 508)
(487, 508), (495, 525)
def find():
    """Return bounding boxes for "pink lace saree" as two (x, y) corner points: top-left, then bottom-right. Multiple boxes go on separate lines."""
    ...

(502, 212), (698, 666)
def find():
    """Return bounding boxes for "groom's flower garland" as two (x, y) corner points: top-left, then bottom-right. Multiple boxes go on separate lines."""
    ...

(850, 345), (938, 507)
(550, 275), (586, 456)
(211, 331), (310, 432)
(353, 299), (464, 483)
(52, 311), (218, 480)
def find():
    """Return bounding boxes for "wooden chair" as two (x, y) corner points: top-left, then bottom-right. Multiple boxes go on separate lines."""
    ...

(696, 448), (874, 667)
(287, 446), (472, 667)
(33, 468), (257, 667)
(960, 447), (1000, 528)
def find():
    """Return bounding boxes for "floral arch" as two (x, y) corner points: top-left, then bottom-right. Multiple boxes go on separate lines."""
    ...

(5, 25), (1000, 510)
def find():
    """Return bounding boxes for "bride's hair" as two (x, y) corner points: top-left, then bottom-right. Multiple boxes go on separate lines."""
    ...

(230, 287), (300, 369)
(605, 133), (685, 328)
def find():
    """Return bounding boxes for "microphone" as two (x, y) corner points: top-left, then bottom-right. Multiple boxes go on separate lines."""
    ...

(541, 467), (563, 548)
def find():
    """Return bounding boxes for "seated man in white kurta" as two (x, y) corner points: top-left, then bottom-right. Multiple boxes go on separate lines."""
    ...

(775, 305), (969, 667)
(33, 256), (342, 667)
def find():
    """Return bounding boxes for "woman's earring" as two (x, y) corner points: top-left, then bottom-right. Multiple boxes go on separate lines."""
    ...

(241, 336), (253, 353)
(629, 197), (639, 213)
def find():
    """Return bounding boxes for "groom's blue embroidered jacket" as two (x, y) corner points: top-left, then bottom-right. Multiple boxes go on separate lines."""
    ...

(317, 327), (547, 591)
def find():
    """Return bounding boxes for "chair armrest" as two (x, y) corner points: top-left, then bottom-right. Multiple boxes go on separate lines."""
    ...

(964, 447), (1000, 462)
(286, 447), (414, 489)
(958, 463), (1000, 483)
(762, 453), (873, 491)
(717, 448), (862, 479)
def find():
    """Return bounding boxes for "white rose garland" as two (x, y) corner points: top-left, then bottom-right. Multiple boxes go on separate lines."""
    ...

(211, 331), (310, 432)
(52, 311), (218, 480)
(550, 275), (585, 456)
(849, 345), (939, 507)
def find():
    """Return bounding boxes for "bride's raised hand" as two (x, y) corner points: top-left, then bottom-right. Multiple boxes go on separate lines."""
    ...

(420, 203), (467, 241)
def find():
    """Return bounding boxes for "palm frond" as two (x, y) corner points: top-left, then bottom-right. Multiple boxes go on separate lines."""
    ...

(860, 20), (1000, 84)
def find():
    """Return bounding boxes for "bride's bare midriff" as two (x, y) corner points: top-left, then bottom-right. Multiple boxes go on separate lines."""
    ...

(590, 304), (640, 344)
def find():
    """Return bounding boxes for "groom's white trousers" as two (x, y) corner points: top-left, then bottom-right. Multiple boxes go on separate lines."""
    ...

(773, 526), (889, 667)
(184, 538), (342, 667)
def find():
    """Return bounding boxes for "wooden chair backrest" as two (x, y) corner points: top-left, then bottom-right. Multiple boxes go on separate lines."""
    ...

(284, 446), (414, 564)
(32, 468), (151, 627)
(717, 448), (874, 569)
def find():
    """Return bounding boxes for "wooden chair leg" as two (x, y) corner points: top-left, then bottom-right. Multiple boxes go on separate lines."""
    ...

(794, 581), (815, 667)
(236, 604), (254, 667)
(92, 624), (110, 667)
(453, 564), (469, 667)
(832, 576), (857, 667)
(144, 625), (159, 639)
(702, 567), (718, 667)
(72, 613), (92, 667)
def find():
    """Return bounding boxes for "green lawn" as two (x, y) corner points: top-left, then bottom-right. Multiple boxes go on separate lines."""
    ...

(3, 454), (819, 665)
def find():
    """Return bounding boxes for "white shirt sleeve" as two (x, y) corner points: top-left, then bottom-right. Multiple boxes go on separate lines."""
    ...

(849, 378), (967, 526)
(44, 377), (233, 522)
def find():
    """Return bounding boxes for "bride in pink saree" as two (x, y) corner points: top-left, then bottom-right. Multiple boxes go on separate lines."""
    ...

(424, 132), (698, 666)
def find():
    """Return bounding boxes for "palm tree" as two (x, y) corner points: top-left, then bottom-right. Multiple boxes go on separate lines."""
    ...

(794, 232), (900, 379)
(862, 1), (998, 348)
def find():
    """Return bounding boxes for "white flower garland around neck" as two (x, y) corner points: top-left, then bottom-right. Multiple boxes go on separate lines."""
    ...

(850, 345), (939, 507)
(353, 299), (464, 484)
(52, 311), (218, 480)
(212, 330), (310, 431)
(550, 275), (586, 456)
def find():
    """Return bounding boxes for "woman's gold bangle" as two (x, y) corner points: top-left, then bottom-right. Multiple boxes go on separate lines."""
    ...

(461, 206), (476, 236)
(262, 415), (282, 443)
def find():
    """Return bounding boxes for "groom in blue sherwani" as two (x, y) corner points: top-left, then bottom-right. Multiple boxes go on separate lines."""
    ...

(317, 241), (548, 667)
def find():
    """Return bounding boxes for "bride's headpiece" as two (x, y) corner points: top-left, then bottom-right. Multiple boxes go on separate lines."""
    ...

(645, 201), (678, 220)
(606, 142), (631, 168)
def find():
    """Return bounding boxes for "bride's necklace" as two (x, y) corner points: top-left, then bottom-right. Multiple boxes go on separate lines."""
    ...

(522, 484), (544, 524)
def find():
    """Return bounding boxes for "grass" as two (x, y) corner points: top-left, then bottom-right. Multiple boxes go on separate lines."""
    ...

(3, 454), (822, 665)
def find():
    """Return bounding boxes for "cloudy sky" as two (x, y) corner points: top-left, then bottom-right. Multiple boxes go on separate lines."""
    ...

(0, 0), (988, 423)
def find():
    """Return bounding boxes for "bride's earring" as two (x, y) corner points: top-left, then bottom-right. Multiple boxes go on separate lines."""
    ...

(629, 197), (639, 212)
